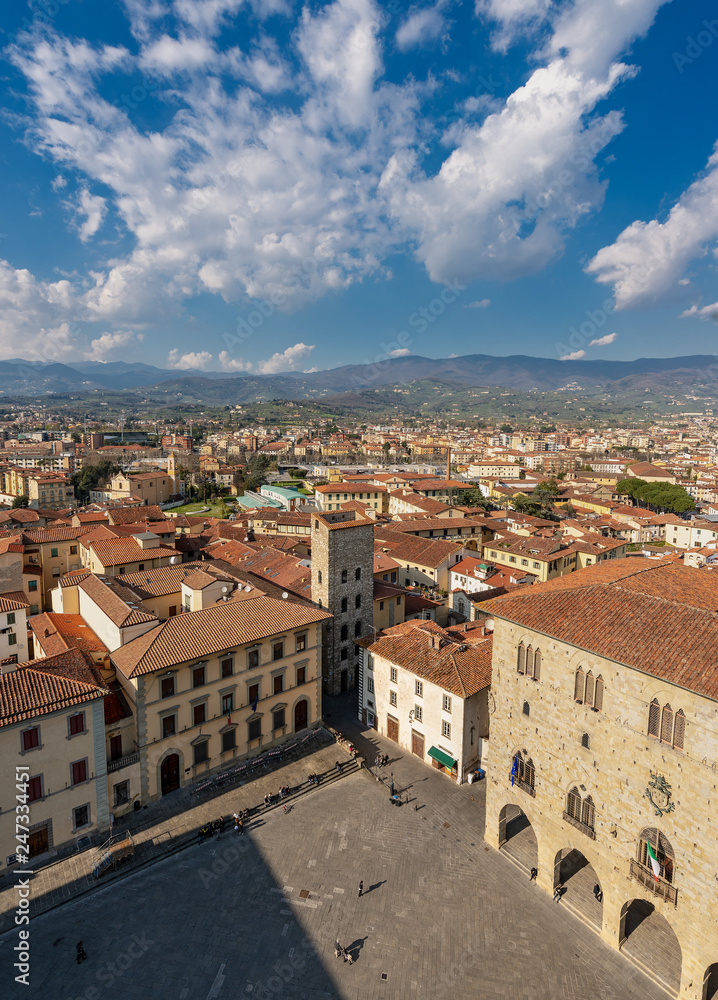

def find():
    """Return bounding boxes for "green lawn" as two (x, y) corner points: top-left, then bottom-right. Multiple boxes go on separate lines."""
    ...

(170, 500), (235, 518)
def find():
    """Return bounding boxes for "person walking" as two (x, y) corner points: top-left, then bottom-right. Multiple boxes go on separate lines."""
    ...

(358, 880), (364, 898)
(76, 942), (87, 964)
(341, 947), (349, 963)
(335, 760), (342, 774)
(334, 940), (342, 959)
(554, 885), (563, 902)
(529, 867), (538, 881)
(347, 951), (354, 965)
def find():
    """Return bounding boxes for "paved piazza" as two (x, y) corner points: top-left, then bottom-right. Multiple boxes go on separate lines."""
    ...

(4, 701), (664, 1000)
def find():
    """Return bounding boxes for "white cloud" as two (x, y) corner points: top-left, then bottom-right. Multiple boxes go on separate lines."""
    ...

(476, 0), (552, 52)
(560, 349), (586, 360)
(681, 302), (718, 321)
(387, 347), (412, 356)
(466, 298), (491, 309)
(218, 350), (249, 371)
(0, 259), (79, 360)
(586, 143), (718, 309)
(588, 331), (617, 346)
(75, 188), (107, 242)
(396, 4), (449, 51)
(87, 329), (143, 360)
(255, 342), (316, 373)
(167, 349), (213, 369)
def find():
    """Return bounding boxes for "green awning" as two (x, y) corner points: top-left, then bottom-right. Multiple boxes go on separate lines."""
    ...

(428, 746), (457, 769)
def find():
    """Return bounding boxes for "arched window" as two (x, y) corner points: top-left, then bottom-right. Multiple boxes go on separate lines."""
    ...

(673, 709), (685, 751)
(511, 750), (535, 794)
(584, 671), (595, 708)
(637, 828), (674, 884)
(533, 648), (541, 681)
(517, 643), (526, 674)
(660, 704), (674, 745)
(341, 597), (347, 613)
(647, 698), (661, 738)
(581, 732), (590, 750)
(340, 624), (348, 641)
(525, 645), (534, 678)
(317, 570), (322, 584)
(594, 675), (604, 712)
(564, 786), (595, 834)
(355, 594), (361, 608)
(341, 569), (348, 584)
(354, 620), (362, 637)
(522, 701), (530, 717)
(355, 567), (361, 580)
(574, 667), (584, 703)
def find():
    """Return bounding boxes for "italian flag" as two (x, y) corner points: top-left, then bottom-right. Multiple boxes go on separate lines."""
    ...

(646, 842), (661, 880)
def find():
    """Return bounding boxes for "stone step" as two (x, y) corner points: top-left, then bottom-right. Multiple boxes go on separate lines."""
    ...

(619, 946), (677, 999)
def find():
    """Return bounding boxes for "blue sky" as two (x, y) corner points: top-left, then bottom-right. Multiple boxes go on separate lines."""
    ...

(1, 0), (717, 375)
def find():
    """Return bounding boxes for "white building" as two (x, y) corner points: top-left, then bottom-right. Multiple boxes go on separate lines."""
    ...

(357, 618), (492, 780)
(0, 592), (31, 665)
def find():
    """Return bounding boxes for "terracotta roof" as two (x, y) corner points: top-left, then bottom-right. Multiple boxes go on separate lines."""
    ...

(0, 649), (108, 728)
(30, 612), (108, 656)
(111, 597), (332, 678)
(21, 526), (95, 543)
(315, 482), (388, 494)
(116, 561), (206, 598)
(78, 574), (158, 628)
(87, 536), (179, 567)
(58, 569), (92, 588)
(373, 528), (462, 568)
(108, 505), (167, 525)
(359, 619), (492, 698)
(0, 591), (30, 611)
(482, 562), (718, 700)
(104, 680), (133, 725)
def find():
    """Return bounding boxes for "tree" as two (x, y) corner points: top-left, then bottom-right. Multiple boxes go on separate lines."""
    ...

(616, 477), (695, 515)
(460, 487), (490, 509)
(12, 495), (29, 508)
(71, 458), (120, 504)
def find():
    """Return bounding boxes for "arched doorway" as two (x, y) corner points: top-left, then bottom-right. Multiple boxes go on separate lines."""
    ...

(619, 899), (681, 996)
(294, 699), (308, 732)
(340, 669), (348, 692)
(160, 753), (180, 796)
(553, 848), (602, 930)
(498, 803), (537, 872)
(703, 964), (718, 1000)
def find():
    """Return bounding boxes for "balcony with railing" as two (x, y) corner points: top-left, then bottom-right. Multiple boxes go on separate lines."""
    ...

(516, 777), (535, 797)
(629, 859), (678, 906)
(107, 751), (140, 773)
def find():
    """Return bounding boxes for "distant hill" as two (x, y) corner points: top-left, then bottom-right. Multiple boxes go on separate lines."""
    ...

(0, 352), (715, 399)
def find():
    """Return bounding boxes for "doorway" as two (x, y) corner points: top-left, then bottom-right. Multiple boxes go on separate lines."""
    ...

(387, 715), (399, 743)
(340, 670), (348, 692)
(160, 753), (180, 795)
(29, 824), (49, 858)
(294, 699), (308, 732)
(411, 730), (425, 758)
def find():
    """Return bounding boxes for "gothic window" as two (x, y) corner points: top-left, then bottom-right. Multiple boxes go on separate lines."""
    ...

(594, 676), (604, 712)
(584, 671), (595, 708)
(517, 643), (526, 674)
(340, 624), (348, 641)
(511, 750), (535, 794)
(647, 698), (661, 738)
(660, 704), (674, 745)
(533, 648), (541, 680)
(574, 667), (584, 702)
(522, 701), (529, 716)
(525, 645), (534, 678)
(581, 732), (590, 749)
(355, 567), (361, 580)
(564, 786), (595, 834)
(341, 569), (348, 583)
(636, 828), (674, 883)
(354, 620), (362, 637)
(673, 709), (685, 751)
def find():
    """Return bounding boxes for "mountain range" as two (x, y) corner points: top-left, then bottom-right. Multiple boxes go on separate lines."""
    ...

(1, 353), (716, 400)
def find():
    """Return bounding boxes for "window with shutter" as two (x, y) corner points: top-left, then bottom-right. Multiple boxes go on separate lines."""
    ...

(525, 645), (534, 679)
(566, 787), (581, 820)
(517, 644), (526, 674)
(524, 758), (535, 790)
(582, 796), (595, 831)
(581, 732), (590, 749)
(647, 698), (660, 738)
(533, 649), (541, 680)
(574, 668), (584, 703)
(673, 709), (685, 750)
(660, 704), (674, 744)
(584, 672), (594, 708)
(594, 676), (604, 712)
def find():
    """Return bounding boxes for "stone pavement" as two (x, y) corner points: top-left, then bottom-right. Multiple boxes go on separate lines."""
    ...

(2, 694), (670, 1000)
(0, 727), (354, 926)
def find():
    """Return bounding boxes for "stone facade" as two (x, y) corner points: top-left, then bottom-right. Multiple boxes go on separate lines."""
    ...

(485, 615), (718, 1000)
(310, 511), (374, 695)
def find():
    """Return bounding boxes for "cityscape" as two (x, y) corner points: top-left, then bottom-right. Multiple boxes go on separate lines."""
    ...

(1, 2), (718, 1000)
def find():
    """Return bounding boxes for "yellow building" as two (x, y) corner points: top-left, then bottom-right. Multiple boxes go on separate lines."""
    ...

(314, 482), (388, 512)
(111, 596), (332, 800)
(0, 649), (109, 870)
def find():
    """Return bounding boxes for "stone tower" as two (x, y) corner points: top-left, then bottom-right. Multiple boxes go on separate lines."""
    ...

(311, 510), (374, 696)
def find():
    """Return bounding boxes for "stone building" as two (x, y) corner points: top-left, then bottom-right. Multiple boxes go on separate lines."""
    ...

(311, 510), (374, 695)
(482, 561), (718, 1000)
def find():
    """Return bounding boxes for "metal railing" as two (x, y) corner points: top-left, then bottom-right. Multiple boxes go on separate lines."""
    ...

(629, 859), (678, 905)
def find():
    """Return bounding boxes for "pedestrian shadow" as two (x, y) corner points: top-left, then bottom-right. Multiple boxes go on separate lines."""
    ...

(346, 936), (368, 956)
(365, 881), (386, 895)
